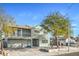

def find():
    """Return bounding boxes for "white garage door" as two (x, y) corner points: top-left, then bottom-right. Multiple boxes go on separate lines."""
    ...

(8, 39), (28, 48)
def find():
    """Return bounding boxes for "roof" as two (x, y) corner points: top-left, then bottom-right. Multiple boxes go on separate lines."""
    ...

(9, 25), (32, 29)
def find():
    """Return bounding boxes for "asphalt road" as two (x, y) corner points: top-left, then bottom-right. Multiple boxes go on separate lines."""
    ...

(58, 52), (79, 56)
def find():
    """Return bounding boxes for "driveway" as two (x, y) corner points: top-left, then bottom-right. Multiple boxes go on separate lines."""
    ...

(7, 48), (53, 56)
(2, 47), (79, 56)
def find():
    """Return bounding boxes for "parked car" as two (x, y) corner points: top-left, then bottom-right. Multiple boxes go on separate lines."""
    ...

(65, 38), (76, 46)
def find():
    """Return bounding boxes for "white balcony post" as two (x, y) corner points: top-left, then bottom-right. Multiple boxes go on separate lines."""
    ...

(31, 29), (32, 48)
(21, 29), (22, 37)
(15, 31), (17, 37)
(31, 39), (32, 48)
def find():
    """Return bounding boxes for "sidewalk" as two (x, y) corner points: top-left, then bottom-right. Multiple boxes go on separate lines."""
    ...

(1, 47), (79, 56)
(49, 46), (79, 55)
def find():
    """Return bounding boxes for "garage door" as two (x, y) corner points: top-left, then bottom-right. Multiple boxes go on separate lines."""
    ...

(8, 39), (27, 48)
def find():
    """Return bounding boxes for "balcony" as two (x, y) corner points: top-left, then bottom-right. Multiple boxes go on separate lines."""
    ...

(9, 29), (31, 39)
(8, 35), (32, 40)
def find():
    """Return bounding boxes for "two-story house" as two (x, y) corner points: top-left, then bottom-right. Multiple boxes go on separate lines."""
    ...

(3, 25), (50, 48)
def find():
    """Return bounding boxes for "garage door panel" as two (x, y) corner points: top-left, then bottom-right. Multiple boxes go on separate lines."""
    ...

(8, 39), (27, 48)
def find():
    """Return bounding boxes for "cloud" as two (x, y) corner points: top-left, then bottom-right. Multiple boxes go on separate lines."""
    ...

(70, 14), (79, 22)
(72, 27), (79, 31)
(17, 12), (38, 21)
(18, 12), (26, 17)
(32, 16), (38, 20)
(71, 23), (79, 28)
(72, 23), (79, 31)
(18, 12), (32, 17)
(71, 23), (77, 27)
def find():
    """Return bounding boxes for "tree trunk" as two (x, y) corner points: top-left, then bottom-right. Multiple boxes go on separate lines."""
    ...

(1, 39), (4, 54)
(55, 36), (59, 48)
(53, 36), (59, 48)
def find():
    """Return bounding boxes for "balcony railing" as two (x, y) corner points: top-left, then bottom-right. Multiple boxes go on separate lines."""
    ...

(8, 35), (32, 39)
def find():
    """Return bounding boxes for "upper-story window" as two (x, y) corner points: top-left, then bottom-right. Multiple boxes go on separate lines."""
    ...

(17, 29), (21, 36)
(22, 29), (31, 37)
(42, 40), (48, 43)
(13, 32), (15, 36)
(34, 30), (40, 33)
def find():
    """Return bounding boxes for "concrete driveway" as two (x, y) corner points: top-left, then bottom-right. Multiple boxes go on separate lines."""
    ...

(2, 47), (79, 56)
(7, 48), (53, 56)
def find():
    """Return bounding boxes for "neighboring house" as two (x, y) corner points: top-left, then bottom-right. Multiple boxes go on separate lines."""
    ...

(50, 36), (65, 46)
(65, 37), (77, 46)
(3, 25), (50, 48)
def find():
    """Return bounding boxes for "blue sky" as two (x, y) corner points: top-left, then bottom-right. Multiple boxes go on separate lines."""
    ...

(0, 3), (79, 36)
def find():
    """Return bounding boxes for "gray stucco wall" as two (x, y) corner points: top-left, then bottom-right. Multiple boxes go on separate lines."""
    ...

(38, 34), (50, 47)
(39, 40), (49, 47)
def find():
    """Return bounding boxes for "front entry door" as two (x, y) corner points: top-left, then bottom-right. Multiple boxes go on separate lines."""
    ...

(27, 40), (31, 48)
(32, 39), (39, 47)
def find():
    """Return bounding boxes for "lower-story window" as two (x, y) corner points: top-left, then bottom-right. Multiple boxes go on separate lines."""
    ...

(42, 40), (48, 43)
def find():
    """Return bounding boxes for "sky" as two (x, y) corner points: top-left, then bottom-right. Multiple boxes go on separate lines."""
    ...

(0, 3), (79, 36)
